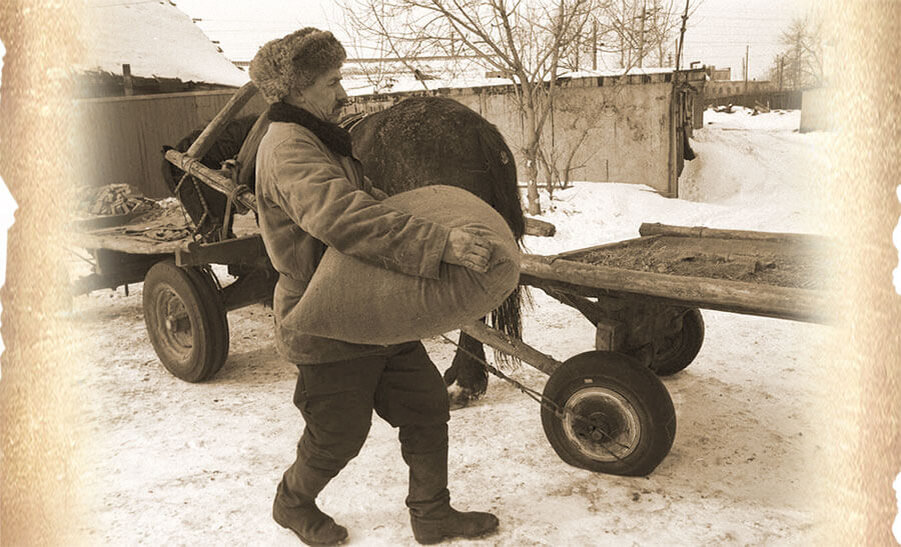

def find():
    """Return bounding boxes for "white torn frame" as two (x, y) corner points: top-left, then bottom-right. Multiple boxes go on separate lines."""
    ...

(894, 471), (901, 542)
(0, 38), (19, 365)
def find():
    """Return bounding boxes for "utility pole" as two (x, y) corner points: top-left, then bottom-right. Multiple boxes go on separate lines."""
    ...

(675, 0), (689, 71)
(744, 44), (749, 93)
(122, 64), (133, 96)
(778, 55), (784, 90)
(592, 21), (598, 71)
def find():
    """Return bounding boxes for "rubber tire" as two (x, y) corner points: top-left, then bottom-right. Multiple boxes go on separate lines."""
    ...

(541, 351), (676, 476)
(650, 308), (705, 376)
(142, 260), (229, 382)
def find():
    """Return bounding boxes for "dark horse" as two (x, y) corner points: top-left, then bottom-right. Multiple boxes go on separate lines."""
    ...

(348, 97), (525, 406)
(164, 96), (525, 407)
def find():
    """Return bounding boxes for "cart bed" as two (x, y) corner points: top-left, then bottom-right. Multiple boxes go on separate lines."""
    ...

(70, 204), (258, 255)
(561, 234), (825, 291)
(520, 223), (833, 324)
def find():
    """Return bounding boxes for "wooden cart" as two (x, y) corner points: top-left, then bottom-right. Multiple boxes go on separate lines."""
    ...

(74, 82), (832, 476)
(461, 224), (830, 476)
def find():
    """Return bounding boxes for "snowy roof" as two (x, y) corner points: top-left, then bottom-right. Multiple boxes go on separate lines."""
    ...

(79, 0), (249, 87)
(344, 63), (701, 97)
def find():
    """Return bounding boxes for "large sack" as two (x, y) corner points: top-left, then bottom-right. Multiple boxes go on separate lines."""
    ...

(288, 185), (520, 345)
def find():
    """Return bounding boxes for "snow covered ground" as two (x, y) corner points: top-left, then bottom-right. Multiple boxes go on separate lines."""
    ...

(68, 107), (834, 545)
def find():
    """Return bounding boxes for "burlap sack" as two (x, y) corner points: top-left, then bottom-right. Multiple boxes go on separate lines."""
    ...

(288, 185), (520, 345)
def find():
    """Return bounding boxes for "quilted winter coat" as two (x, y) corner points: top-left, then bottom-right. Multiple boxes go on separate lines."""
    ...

(255, 112), (450, 364)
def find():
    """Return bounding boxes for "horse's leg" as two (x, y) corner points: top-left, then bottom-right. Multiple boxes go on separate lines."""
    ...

(444, 331), (489, 410)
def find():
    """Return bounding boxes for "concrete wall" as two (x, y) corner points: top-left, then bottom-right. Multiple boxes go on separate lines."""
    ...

(800, 87), (835, 133)
(346, 70), (706, 196)
(705, 80), (777, 98)
(76, 69), (706, 200)
(704, 79), (804, 111)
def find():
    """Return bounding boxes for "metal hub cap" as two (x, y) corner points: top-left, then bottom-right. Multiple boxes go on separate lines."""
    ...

(155, 286), (193, 356)
(563, 387), (640, 461)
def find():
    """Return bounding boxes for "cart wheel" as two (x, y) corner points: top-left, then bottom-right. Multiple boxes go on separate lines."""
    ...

(142, 260), (229, 382)
(650, 308), (705, 376)
(541, 351), (676, 476)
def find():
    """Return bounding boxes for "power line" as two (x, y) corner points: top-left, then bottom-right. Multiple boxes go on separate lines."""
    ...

(190, 18), (293, 23)
(89, 0), (158, 7)
(196, 28), (307, 33)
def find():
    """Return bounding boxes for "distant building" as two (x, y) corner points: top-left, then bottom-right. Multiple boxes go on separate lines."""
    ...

(707, 66), (731, 81)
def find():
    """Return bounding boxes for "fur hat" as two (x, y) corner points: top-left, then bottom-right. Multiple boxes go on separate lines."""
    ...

(249, 28), (346, 104)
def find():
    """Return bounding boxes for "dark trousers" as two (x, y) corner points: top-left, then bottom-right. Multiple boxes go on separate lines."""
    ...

(277, 342), (451, 513)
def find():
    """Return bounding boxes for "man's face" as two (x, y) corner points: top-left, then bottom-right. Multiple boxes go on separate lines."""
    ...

(297, 67), (347, 122)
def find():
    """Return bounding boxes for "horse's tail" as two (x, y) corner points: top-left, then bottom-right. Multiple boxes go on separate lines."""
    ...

(477, 122), (525, 362)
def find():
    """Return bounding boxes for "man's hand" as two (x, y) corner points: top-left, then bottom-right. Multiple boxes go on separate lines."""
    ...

(363, 176), (390, 200)
(442, 226), (493, 273)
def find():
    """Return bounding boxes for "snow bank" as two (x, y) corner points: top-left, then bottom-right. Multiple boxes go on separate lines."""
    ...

(523, 107), (826, 256)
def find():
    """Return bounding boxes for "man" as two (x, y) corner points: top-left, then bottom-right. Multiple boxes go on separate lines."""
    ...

(249, 28), (500, 545)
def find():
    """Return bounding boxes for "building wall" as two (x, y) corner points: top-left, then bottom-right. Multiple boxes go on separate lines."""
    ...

(76, 69), (706, 200)
(703, 79), (804, 111)
(709, 67), (732, 81)
(800, 87), (835, 133)
(346, 70), (706, 196)
(705, 80), (777, 98)
(463, 80), (673, 193)
(76, 89), (267, 198)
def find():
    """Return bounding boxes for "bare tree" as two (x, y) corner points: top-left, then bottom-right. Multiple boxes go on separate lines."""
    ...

(769, 10), (828, 89)
(536, 93), (600, 199)
(341, 0), (598, 215)
(592, 0), (697, 70)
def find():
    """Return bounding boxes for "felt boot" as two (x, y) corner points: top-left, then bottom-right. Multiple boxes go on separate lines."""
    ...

(403, 449), (499, 545)
(273, 464), (348, 546)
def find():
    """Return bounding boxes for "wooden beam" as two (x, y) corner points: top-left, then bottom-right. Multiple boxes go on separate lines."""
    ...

(184, 81), (259, 160)
(524, 217), (556, 237)
(519, 254), (831, 324)
(175, 235), (267, 268)
(639, 222), (826, 243)
(164, 149), (257, 213)
(122, 64), (133, 96)
(460, 321), (561, 376)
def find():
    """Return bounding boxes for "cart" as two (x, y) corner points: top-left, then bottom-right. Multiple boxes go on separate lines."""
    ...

(462, 224), (830, 476)
(72, 82), (832, 476)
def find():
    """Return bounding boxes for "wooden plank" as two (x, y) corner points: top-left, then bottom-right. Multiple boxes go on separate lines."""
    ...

(185, 81), (259, 160)
(175, 235), (267, 267)
(69, 230), (183, 255)
(460, 321), (561, 376)
(524, 217), (556, 237)
(639, 222), (825, 243)
(519, 253), (831, 323)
